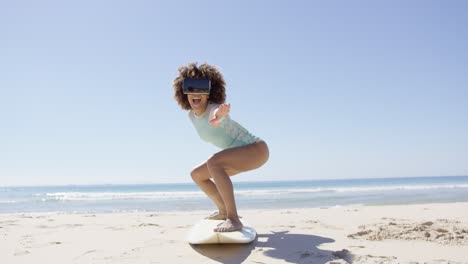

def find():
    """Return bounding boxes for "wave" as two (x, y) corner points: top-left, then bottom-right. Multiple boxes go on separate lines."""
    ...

(237, 184), (468, 196)
(37, 184), (468, 202)
(42, 191), (206, 201)
(0, 200), (17, 204)
(332, 184), (468, 192)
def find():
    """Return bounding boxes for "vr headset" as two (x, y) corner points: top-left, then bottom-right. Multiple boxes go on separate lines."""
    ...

(183, 78), (211, 94)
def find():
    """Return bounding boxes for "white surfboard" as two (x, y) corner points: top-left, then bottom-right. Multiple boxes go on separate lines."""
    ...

(187, 219), (256, 244)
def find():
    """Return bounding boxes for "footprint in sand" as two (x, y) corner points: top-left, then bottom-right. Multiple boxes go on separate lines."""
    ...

(106, 226), (125, 231)
(20, 215), (33, 219)
(353, 254), (396, 264)
(62, 224), (84, 228)
(137, 223), (160, 227)
(73, 250), (97, 261)
(14, 250), (30, 256)
(304, 219), (342, 230)
(1, 220), (18, 226)
(280, 210), (298, 214)
(19, 235), (33, 249)
(36, 225), (51, 229)
(273, 224), (297, 229)
(349, 245), (365, 248)
(83, 214), (96, 217)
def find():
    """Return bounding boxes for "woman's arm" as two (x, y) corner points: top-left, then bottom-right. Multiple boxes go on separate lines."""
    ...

(209, 103), (230, 127)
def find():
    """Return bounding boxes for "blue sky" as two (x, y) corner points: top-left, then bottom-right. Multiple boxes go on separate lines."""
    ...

(1, 0), (467, 186)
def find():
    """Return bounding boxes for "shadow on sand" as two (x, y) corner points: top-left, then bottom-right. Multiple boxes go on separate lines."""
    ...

(190, 231), (352, 264)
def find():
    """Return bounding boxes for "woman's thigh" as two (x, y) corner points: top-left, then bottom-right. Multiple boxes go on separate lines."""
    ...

(208, 141), (269, 173)
(191, 141), (269, 181)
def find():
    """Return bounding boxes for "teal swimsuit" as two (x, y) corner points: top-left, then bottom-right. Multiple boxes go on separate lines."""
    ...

(189, 103), (260, 149)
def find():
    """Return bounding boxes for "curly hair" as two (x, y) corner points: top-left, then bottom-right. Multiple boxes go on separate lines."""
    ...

(173, 62), (226, 110)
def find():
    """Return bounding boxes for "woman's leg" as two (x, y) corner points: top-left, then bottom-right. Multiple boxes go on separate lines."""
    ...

(207, 141), (269, 232)
(191, 163), (238, 220)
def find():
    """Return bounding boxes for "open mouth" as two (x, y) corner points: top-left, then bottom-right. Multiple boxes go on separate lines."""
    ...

(192, 98), (202, 106)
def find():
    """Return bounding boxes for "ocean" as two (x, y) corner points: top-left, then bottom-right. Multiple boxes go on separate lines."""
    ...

(1, 176), (468, 214)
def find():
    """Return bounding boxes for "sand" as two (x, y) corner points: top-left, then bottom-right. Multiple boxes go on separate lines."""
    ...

(1, 203), (468, 264)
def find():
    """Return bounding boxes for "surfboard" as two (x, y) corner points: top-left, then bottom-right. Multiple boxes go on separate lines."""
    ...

(187, 219), (257, 244)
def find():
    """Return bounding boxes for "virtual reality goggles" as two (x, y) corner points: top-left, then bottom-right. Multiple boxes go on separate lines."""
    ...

(183, 78), (211, 94)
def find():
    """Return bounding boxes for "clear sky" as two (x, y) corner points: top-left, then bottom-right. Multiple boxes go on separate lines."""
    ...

(1, 0), (467, 186)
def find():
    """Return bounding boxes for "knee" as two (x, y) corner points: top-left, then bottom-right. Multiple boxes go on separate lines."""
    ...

(190, 168), (202, 183)
(207, 155), (229, 179)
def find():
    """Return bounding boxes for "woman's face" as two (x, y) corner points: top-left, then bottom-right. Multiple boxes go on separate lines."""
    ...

(187, 94), (209, 114)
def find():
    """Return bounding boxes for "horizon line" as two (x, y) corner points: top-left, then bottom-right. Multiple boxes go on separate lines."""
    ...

(2, 175), (467, 188)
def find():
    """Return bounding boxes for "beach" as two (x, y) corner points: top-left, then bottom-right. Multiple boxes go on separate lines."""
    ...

(3, 1), (468, 263)
(1, 202), (468, 264)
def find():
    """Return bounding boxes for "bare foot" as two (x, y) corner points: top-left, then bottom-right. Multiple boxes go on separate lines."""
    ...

(214, 219), (243, 232)
(206, 211), (227, 220)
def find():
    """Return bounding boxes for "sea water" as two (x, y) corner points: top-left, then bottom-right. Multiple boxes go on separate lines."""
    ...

(1, 176), (468, 214)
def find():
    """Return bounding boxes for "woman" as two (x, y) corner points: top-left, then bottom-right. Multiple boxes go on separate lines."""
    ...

(173, 62), (269, 232)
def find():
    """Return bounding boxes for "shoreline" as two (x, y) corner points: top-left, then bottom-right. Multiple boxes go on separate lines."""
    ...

(2, 200), (468, 216)
(3, 176), (468, 215)
(1, 202), (468, 263)
(1, 200), (468, 215)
